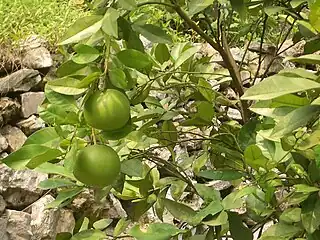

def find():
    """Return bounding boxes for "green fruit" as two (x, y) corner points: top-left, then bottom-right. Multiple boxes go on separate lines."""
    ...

(84, 89), (130, 131)
(73, 145), (121, 187)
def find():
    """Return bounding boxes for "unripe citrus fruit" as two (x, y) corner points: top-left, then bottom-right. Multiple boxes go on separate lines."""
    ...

(84, 89), (130, 131)
(73, 145), (121, 187)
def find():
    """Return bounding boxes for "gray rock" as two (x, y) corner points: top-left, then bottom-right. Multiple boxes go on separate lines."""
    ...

(0, 125), (27, 152)
(140, 35), (152, 49)
(71, 190), (124, 219)
(16, 115), (45, 136)
(5, 210), (32, 240)
(0, 164), (47, 208)
(20, 92), (45, 118)
(0, 97), (21, 126)
(0, 69), (41, 95)
(31, 195), (59, 240)
(0, 213), (8, 240)
(22, 47), (53, 70)
(0, 153), (8, 159)
(55, 209), (75, 234)
(227, 108), (242, 120)
(0, 195), (6, 213)
(0, 133), (8, 152)
(19, 35), (48, 51)
(205, 180), (232, 191)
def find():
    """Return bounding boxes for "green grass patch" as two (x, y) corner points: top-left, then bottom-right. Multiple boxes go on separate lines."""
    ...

(0, 0), (88, 49)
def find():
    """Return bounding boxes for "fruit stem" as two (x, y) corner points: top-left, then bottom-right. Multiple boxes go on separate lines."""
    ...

(92, 128), (97, 145)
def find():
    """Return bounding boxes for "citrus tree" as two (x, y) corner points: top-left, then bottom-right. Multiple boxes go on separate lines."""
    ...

(3, 0), (320, 239)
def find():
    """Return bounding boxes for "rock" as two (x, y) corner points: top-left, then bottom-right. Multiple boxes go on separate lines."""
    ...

(227, 108), (242, 120)
(0, 164), (47, 209)
(205, 180), (232, 191)
(19, 35), (48, 51)
(5, 210), (32, 240)
(20, 92), (45, 118)
(16, 115), (45, 136)
(0, 125), (27, 152)
(0, 153), (8, 159)
(0, 69), (41, 95)
(71, 190), (125, 220)
(0, 134), (8, 152)
(31, 195), (59, 240)
(0, 213), (8, 240)
(55, 209), (75, 234)
(0, 195), (6, 213)
(140, 36), (152, 49)
(22, 47), (53, 70)
(0, 97), (21, 126)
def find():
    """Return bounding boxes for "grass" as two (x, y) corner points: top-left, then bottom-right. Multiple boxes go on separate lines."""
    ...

(0, 0), (88, 50)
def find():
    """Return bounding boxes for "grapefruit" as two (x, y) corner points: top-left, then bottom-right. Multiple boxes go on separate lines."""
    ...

(84, 89), (130, 131)
(73, 145), (121, 187)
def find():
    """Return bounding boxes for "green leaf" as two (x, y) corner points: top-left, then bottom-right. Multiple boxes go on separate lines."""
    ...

(192, 200), (223, 224)
(264, 6), (285, 16)
(117, 49), (152, 70)
(271, 105), (320, 138)
(121, 159), (144, 177)
(56, 60), (86, 78)
(241, 75), (320, 100)
(36, 162), (75, 180)
(203, 211), (228, 226)
(131, 84), (151, 105)
(48, 77), (86, 96)
(295, 184), (320, 193)
(188, 0), (213, 17)
(260, 222), (302, 239)
(133, 24), (172, 44)
(129, 223), (184, 240)
(280, 208), (302, 223)
(102, 8), (120, 38)
(163, 199), (197, 225)
(197, 170), (243, 181)
(279, 68), (318, 80)
(76, 72), (101, 88)
(24, 127), (60, 147)
(155, 188), (169, 221)
(244, 145), (269, 170)
(108, 68), (128, 89)
(71, 229), (105, 240)
(222, 191), (244, 210)
(26, 148), (62, 169)
(47, 187), (84, 209)
(230, 0), (246, 18)
(198, 79), (215, 102)
(192, 152), (208, 174)
(113, 218), (130, 237)
(195, 184), (221, 203)
(93, 219), (113, 230)
(174, 46), (201, 69)
(310, 0), (320, 32)
(59, 15), (103, 45)
(56, 232), (72, 240)
(286, 54), (320, 65)
(160, 120), (178, 147)
(118, 0), (137, 10)
(45, 86), (78, 111)
(298, 130), (320, 150)
(155, 43), (170, 64)
(40, 104), (78, 125)
(72, 44), (100, 64)
(39, 178), (75, 190)
(228, 212), (253, 240)
(2, 145), (61, 170)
